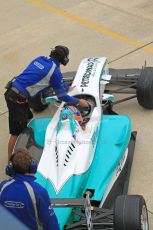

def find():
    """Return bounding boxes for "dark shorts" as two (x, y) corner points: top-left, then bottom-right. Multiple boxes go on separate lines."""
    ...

(4, 89), (32, 136)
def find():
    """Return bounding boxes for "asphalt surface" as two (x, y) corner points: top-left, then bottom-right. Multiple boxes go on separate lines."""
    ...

(0, 0), (153, 228)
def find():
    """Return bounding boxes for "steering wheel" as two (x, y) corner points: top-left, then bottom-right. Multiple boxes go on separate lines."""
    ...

(80, 103), (92, 117)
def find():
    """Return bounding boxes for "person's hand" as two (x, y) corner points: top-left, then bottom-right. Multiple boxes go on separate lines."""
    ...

(79, 99), (89, 108)
(69, 85), (76, 92)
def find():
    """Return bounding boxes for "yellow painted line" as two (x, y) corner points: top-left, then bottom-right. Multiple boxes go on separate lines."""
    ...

(30, 0), (153, 53)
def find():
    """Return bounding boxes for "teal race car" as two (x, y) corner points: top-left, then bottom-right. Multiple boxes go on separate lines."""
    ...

(14, 57), (151, 230)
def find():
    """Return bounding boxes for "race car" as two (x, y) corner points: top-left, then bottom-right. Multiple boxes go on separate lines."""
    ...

(14, 57), (150, 230)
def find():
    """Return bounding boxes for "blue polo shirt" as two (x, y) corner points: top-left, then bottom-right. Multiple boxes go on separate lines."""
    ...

(0, 174), (60, 230)
(12, 56), (79, 104)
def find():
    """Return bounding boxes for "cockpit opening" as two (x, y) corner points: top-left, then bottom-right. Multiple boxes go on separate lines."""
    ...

(63, 94), (96, 128)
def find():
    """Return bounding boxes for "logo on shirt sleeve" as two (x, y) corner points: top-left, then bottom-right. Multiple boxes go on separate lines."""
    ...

(48, 204), (55, 216)
(34, 61), (44, 69)
(4, 201), (25, 208)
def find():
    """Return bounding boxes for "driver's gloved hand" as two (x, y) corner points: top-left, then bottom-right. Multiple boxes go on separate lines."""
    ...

(82, 118), (90, 124)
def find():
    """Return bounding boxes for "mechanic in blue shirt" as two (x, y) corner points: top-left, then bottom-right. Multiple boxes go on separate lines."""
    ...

(4, 45), (89, 160)
(0, 148), (60, 230)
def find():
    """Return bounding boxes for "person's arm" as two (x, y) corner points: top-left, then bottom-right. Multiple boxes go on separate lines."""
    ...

(63, 81), (69, 92)
(37, 189), (60, 230)
(50, 71), (80, 104)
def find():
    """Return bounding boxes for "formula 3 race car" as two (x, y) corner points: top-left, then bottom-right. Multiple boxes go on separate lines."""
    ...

(14, 57), (151, 230)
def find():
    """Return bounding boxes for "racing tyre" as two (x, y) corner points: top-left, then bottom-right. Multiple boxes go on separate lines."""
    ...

(29, 94), (48, 112)
(114, 195), (149, 230)
(136, 67), (153, 109)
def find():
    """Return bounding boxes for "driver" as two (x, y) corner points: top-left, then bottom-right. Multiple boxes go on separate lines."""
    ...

(63, 105), (83, 125)
(62, 105), (88, 130)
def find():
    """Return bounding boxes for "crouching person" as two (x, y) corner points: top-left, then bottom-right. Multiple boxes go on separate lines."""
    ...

(0, 148), (60, 230)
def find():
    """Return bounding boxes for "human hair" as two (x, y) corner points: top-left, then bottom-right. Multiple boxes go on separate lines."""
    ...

(11, 148), (33, 174)
(49, 45), (69, 65)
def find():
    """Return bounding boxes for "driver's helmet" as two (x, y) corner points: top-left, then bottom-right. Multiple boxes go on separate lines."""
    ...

(62, 106), (83, 125)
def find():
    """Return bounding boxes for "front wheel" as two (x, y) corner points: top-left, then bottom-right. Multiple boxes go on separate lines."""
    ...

(114, 195), (149, 230)
(136, 67), (153, 109)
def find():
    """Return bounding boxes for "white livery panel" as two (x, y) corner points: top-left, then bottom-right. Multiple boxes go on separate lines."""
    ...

(37, 57), (109, 194)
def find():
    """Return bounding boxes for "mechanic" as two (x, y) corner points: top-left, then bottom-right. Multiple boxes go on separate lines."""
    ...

(0, 148), (60, 230)
(4, 45), (89, 161)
